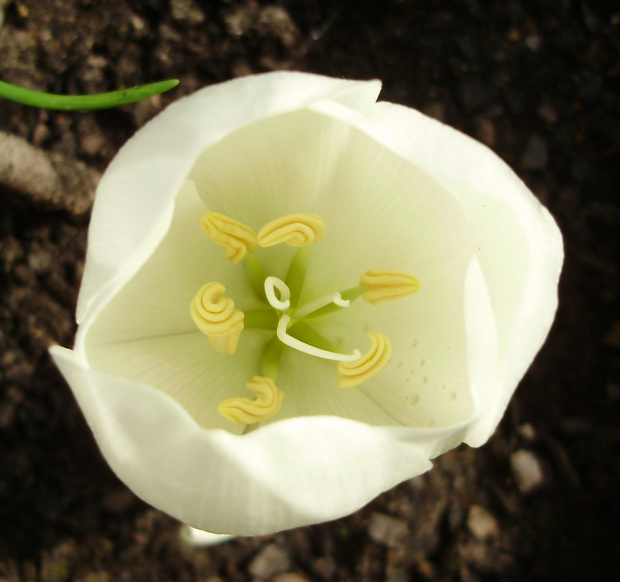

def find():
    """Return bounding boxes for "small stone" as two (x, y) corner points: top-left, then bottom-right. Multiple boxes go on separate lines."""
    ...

(524, 33), (542, 51)
(248, 544), (291, 580)
(368, 512), (409, 548)
(28, 249), (54, 274)
(80, 133), (106, 157)
(517, 423), (536, 441)
(0, 131), (99, 214)
(130, 14), (146, 33)
(170, 0), (205, 24)
(259, 6), (299, 48)
(521, 134), (549, 169)
(510, 449), (545, 493)
(467, 505), (499, 541)
(32, 123), (51, 146)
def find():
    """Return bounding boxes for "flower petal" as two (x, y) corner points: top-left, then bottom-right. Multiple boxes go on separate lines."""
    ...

(313, 256), (477, 430)
(186, 105), (475, 297)
(78, 179), (271, 429)
(373, 102), (563, 445)
(77, 73), (381, 329)
(51, 345), (433, 535)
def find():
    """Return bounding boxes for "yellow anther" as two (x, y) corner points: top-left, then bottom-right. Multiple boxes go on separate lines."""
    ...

(257, 214), (325, 247)
(337, 332), (392, 389)
(360, 270), (421, 305)
(218, 376), (284, 424)
(190, 282), (244, 355)
(201, 212), (258, 264)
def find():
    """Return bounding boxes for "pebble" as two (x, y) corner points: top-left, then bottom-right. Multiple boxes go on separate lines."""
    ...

(517, 423), (536, 441)
(467, 505), (499, 541)
(0, 131), (99, 215)
(510, 449), (545, 493)
(169, 0), (205, 24)
(368, 512), (409, 548)
(248, 544), (291, 580)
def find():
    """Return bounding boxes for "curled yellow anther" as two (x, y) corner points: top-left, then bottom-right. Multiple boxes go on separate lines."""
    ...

(201, 212), (258, 264)
(218, 376), (284, 424)
(337, 332), (392, 389)
(257, 214), (325, 247)
(360, 270), (421, 305)
(190, 282), (244, 355)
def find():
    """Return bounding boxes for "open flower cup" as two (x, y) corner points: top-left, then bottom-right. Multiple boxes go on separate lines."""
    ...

(51, 72), (563, 536)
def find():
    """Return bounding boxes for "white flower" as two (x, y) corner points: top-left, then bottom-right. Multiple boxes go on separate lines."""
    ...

(50, 72), (563, 536)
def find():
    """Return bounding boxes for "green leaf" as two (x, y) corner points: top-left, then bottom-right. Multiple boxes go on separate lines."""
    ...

(0, 79), (179, 110)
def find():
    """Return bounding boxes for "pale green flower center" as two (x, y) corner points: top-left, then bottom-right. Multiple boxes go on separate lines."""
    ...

(190, 212), (420, 426)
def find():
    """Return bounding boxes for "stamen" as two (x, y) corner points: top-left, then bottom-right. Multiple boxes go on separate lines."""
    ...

(202, 212), (258, 264)
(218, 376), (284, 425)
(257, 214), (325, 247)
(360, 270), (421, 304)
(277, 315), (361, 361)
(190, 282), (244, 355)
(338, 332), (392, 389)
(293, 292), (350, 319)
(264, 276), (291, 310)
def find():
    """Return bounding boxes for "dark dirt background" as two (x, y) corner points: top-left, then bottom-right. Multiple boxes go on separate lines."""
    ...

(1, 0), (619, 581)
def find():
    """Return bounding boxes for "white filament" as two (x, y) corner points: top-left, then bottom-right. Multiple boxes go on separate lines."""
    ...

(292, 292), (350, 319)
(277, 315), (361, 362)
(264, 276), (291, 310)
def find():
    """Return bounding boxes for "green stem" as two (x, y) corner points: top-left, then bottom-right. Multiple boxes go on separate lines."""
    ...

(260, 336), (283, 380)
(285, 246), (308, 308)
(243, 309), (278, 330)
(300, 285), (366, 321)
(0, 79), (179, 110)
(244, 254), (266, 300)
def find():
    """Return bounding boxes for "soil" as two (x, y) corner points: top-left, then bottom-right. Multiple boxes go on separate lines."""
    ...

(1, 1), (619, 581)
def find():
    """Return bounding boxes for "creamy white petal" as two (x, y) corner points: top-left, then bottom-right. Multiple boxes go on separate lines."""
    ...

(268, 349), (407, 427)
(187, 106), (474, 297)
(79, 180), (272, 429)
(51, 346), (432, 535)
(312, 256), (476, 429)
(373, 102), (563, 445)
(78, 180), (253, 350)
(77, 73), (381, 329)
